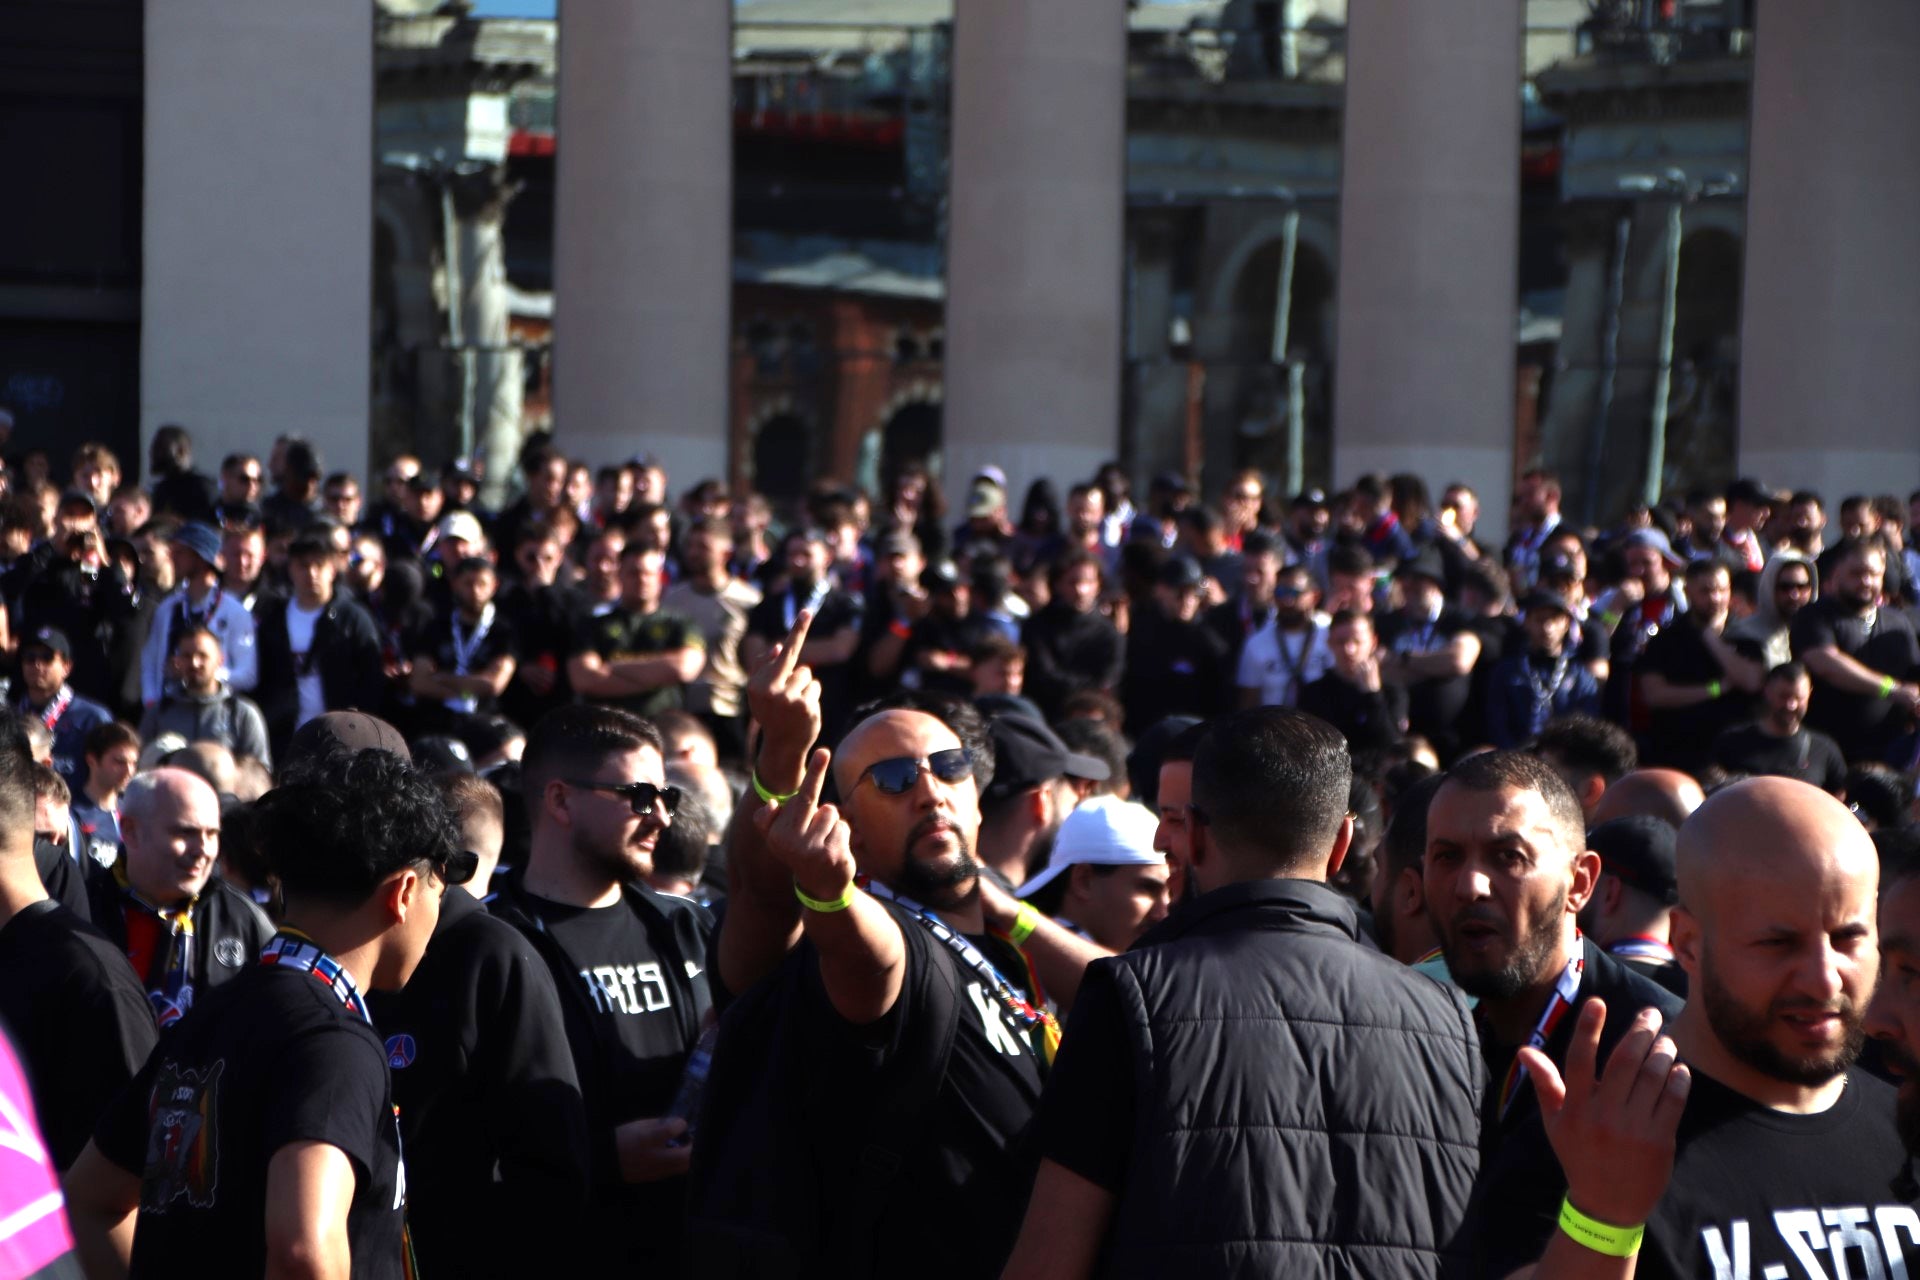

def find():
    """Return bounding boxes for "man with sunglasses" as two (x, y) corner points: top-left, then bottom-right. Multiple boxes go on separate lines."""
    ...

(701, 611), (1102, 1279)
(493, 705), (712, 1278)
(68, 748), (462, 1280)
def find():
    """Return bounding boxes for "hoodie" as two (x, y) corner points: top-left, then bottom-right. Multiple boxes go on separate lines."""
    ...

(1727, 549), (1817, 669)
(137, 680), (273, 768)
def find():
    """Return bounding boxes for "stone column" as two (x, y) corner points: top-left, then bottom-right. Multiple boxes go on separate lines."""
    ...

(551, 1), (731, 494)
(142, 1), (373, 483)
(1334, 0), (1523, 541)
(942, 0), (1126, 504)
(1739, 2), (1920, 501)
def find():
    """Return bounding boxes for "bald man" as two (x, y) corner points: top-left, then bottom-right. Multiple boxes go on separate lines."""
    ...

(1523, 777), (1912, 1278)
(1424, 750), (1681, 1276)
(1589, 767), (1706, 830)
(701, 612), (1103, 1279)
(84, 767), (271, 1025)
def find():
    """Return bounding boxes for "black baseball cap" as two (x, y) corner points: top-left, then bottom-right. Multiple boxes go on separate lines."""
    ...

(982, 714), (1110, 803)
(21, 627), (71, 662)
(1588, 816), (1679, 906)
(1157, 556), (1204, 590)
(285, 711), (413, 769)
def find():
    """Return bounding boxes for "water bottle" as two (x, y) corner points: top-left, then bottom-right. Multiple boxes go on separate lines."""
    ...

(664, 1023), (720, 1144)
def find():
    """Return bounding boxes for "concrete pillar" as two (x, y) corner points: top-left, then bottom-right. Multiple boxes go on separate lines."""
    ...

(942, 0), (1126, 505)
(1739, 3), (1920, 502)
(1334, 0), (1523, 542)
(142, 1), (373, 485)
(552, 1), (731, 494)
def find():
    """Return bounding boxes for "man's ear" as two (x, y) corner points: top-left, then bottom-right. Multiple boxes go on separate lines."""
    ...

(1394, 864), (1426, 922)
(1323, 813), (1355, 878)
(1566, 847), (1602, 914)
(1671, 904), (1701, 976)
(1580, 774), (1607, 818)
(382, 867), (423, 924)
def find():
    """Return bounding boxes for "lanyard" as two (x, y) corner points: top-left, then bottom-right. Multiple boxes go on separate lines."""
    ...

(863, 880), (1060, 1067)
(259, 931), (419, 1277)
(783, 581), (830, 630)
(1492, 944), (1585, 1121)
(183, 586), (224, 629)
(1609, 936), (1675, 965)
(449, 603), (495, 676)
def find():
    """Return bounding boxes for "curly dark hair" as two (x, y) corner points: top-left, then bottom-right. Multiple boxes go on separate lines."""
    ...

(256, 749), (458, 905)
(841, 690), (997, 795)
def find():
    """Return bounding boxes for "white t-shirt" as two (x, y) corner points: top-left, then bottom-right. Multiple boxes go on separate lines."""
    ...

(1236, 617), (1333, 708)
(287, 600), (326, 729)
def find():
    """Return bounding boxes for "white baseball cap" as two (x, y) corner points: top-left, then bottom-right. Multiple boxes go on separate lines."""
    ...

(1016, 795), (1164, 898)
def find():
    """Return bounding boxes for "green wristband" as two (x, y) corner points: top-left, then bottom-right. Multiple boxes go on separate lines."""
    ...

(1558, 1197), (1644, 1258)
(794, 881), (855, 913)
(1007, 902), (1042, 947)
(1707, 679), (1722, 700)
(752, 770), (800, 805)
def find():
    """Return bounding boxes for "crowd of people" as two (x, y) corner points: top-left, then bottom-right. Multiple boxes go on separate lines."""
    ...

(6, 422), (1920, 1279)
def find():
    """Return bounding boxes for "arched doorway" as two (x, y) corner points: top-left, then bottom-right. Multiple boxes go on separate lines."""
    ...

(752, 414), (811, 504)
(879, 401), (942, 492)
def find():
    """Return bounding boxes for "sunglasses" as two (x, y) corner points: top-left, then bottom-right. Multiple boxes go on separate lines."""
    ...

(853, 748), (974, 796)
(565, 778), (681, 819)
(439, 849), (480, 886)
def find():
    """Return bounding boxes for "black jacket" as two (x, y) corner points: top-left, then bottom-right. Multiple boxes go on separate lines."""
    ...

(1022, 603), (1124, 719)
(83, 864), (273, 1006)
(366, 888), (591, 1279)
(1096, 880), (1482, 1279)
(252, 591), (387, 758)
(1471, 939), (1685, 1277)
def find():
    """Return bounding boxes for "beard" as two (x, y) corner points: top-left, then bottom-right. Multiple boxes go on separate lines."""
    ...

(1446, 887), (1571, 1003)
(893, 816), (982, 910)
(573, 822), (652, 884)
(1698, 949), (1865, 1087)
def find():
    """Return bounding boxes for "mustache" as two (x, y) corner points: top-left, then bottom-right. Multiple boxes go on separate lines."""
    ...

(1448, 905), (1510, 935)
(907, 814), (957, 845)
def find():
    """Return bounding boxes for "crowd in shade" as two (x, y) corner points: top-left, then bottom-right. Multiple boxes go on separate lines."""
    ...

(5, 420), (1920, 1278)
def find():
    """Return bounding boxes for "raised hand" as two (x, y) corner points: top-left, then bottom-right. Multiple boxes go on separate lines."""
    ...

(1519, 1000), (1691, 1231)
(745, 608), (824, 788)
(752, 748), (855, 903)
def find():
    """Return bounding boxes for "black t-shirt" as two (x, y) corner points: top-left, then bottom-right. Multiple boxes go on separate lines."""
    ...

(1638, 620), (1762, 773)
(1637, 1068), (1920, 1279)
(1297, 673), (1408, 754)
(1032, 960), (1132, 1191)
(95, 963), (405, 1280)
(745, 585), (864, 732)
(1119, 608), (1230, 735)
(574, 605), (702, 718)
(1791, 599), (1920, 757)
(1712, 722), (1849, 792)
(498, 885), (711, 1274)
(801, 903), (1045, 1280)
(903, 610), (999, 697)
(1382, 607), (1475, 745)
(408, 606), (520, 719)
(0, 902), (156, 1170)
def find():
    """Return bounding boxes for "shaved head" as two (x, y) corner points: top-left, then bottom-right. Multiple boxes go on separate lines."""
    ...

(1593, 768), (1705, 830)
(1676, 776), (1876, 918)
(1673, 776), (1879, 1094)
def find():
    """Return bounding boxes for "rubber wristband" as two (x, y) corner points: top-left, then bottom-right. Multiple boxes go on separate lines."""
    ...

(1007, 902), (1042, 948)
(1599, 610), (1622, 629)
(1558, 1197), (1644, 1258)
(794, 881), (856, 913)
(1707, 679), (1722, 700)
(752, 770), (800, 805)
(888, 618), (912, 639)
(1880, 675), (1898, 700)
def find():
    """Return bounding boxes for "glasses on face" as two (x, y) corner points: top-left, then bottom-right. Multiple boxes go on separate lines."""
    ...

(564, 778), (681, 819)
(1778, 579), (1813, 594)
(237, 471), (262, 487)
(853, 748), (974, 796)
(433, 849), (480, 886)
